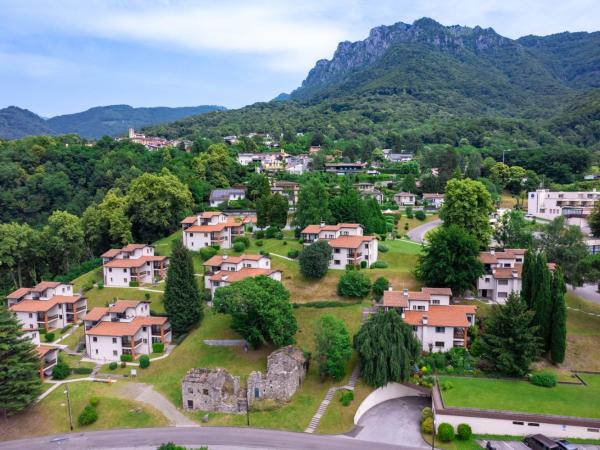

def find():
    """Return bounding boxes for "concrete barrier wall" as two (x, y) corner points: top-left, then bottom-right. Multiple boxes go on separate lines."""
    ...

(435, 412), (600, 439)
(354, 383), (426, 424)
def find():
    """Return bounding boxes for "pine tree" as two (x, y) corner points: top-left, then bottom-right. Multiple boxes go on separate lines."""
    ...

(480, 293), (542, 377)
(0, 306), (43, 418)
(354, 310), (421, 387)
(164, 240), (203, 335)
(549, 267), (567, 364)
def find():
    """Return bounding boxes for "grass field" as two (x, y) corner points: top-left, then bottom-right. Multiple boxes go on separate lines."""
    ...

(0, 381), (168, 441)
(564, 292), (600, 371)
(84, 286), (165, 313)
(315, 379), (372, 434)
(439, 374), (600, 418)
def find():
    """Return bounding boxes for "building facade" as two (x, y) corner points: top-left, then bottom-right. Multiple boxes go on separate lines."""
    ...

(423, 193), (445, 209)
(84, 300), (171, 361)
(181, 211), (245, 250)
(209, 188), (247, 207)
(102, 244), (169, 287)
(477, 248), (525, 304)
(528, 189), (600, 221)
(381, 287), (476, 352)
(394, 192), (416, 206)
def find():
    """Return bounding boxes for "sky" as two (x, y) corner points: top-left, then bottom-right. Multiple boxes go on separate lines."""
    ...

(0, 0), (599, 117)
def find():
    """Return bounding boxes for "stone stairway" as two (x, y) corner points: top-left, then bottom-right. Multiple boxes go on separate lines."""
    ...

(304, 363), (361, 434)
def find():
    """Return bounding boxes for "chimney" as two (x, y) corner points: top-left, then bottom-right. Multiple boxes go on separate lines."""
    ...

(422, 315), (428, 325)
(388, 286), (394, 291)
(223, 255), (228, 260)
(490, 247), (495, 256)
(320, 222), (326, 227)
(402, 288), (409, 296)
(222, 276), (228, 282)
(401, 312), (405, 319)
(512, 270), (518, 278)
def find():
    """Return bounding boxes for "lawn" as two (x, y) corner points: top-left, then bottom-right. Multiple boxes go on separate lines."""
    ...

(132, 302), (367, 431)
(84, 286), (165, 314)
(153, 230), (182, 256)
(315, 378), (372, 434)
(564, 292), (600, 371)
(439, 374), (600, 419)
(59, 325), (85, 351)
(397, 213), (439, 236)
(0, 381), (168, 441)
(72, 267), (103, 291)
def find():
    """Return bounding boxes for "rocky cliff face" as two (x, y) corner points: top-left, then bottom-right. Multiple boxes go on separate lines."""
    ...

(297, 17), (511, 92)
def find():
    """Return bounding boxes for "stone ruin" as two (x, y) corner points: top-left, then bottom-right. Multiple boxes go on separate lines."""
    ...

(181, 346), (308, 414)
(182, 367), (245, 413)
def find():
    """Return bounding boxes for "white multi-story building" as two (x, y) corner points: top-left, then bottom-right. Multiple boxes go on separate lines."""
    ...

(207, 267), (282, 298)
(477, 248), (525, 304)
(209, 188), (246, 207)
(300, 223), (378, 269)
(181, 211), (245, 250)
(37, 345), (60, 378)
(102, 244), (169, 287)
(394, 192), (416, 206)
(84, 300), (171, 362)
(528, 189), (600, 221)
(7, 281), (87, 332)
(381, 287), (476, 352)
(202, 254), (272, 289)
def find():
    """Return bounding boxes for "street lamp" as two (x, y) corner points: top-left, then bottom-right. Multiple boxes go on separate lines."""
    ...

(64, 385), (74, 431)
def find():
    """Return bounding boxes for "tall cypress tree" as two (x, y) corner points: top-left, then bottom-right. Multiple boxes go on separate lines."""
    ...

(0, 306), (43, 418)
(532, 252), (552, 350)
(521, 249), (534, 309)
(550, 267), (567, 364)
(164, 240), (203, 335)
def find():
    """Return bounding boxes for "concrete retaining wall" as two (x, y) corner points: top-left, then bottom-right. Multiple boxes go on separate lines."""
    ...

(354, 383), (427, 424)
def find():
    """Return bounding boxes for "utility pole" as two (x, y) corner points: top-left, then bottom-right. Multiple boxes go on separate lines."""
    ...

(64, 384), (73, 431)
(502, 149), (511, 164)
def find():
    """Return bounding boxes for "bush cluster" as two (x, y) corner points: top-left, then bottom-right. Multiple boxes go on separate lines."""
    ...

(109, 361), (118, 370)
(139, 355), (150, 369)
(337, 271), (371, 297)
(52, 362), (70, 380)
(234, 236), (250, 247)
(287, 249), (299, 259)
(415, 210), (426, 221)
(152, 342), (165, 353)
(378, 243), (389, 253)
(120, 354), (133, 362)
(437, 423), (454, 442)
(129, 280), (139, 287)
(420, 407), (434, 434)
(457, 423), (472, 440)
(255, 230), (265, 239)
(530, 371), (557, 388)
(199, 246), (218, 261)
(45, 332), (56, 342)
(339, 390), (354, 406)
(233, 242), (246, 252)
(78, 404), (98, 426)
(370, 261), (388, 269)
(255, 239), (264, 247)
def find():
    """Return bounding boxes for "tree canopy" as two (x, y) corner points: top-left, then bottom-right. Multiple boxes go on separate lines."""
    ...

(314, 314), (352, 381)
(299, 240), (332, 280)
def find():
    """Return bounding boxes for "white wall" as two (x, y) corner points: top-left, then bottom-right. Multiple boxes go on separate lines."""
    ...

(183, 231), (212, 250)
(435, 412), (600, 439)
(87, 334), (123, 361)
(354, 383), (426, 424)
(104, 266), (130, 287)
(421, 325), (454, 352)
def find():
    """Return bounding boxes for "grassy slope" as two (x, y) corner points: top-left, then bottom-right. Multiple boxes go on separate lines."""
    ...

(84, 287), (165, 314)
(564, 292), (600, 371)
(439, 374), (600, 418)
(0, 382), (168, 441)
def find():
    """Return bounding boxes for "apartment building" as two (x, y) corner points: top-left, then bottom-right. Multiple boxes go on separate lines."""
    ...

(181, 211), (245, 250)
(394, 192), (416, 206)
(209, 188), (246, 207)
(477, 248), (525, 303)
(7, 281), (87, 332)
(361, 189), (384, 204)
(381, 287), (476, 352)
(300, 223), (378, 269)
(37, 345), (60, 378)
(202, 254), (271, 287)
(102, 244), (169, 287)
(84, 300), (171, 361)
(528, 189), (600, 221)
(207, 267), (282, 298)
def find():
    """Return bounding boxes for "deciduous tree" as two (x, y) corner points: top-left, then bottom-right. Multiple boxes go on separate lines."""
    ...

(337, 270), (372, 297)
(314, 314), (352, 380)
(299, 240), (332, 280)
(293, 177), (332, 231)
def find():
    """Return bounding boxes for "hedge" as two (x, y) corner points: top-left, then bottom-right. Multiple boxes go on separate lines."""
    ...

(370, 261), (388, 269)
(152, 342), (165, 353)
(139, 355), (150, 369)
(72, 367), (93, 375)
(292, 300), (361, 309)
(287, 249), (299, 259)
(457, 423), (472, 441)
(530, 371), (557, 388)
(437, 423), (455, 442)
(78, 405), (98, 426)
(120, 354), (133, 362)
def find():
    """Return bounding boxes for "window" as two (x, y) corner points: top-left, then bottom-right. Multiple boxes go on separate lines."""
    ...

(334, 260), (340, 265)
(143, 339), (147, 343)
(484, 277), (490, 282)
(93, 337), (97, 342)
(143, 326), (147, 332)
(417, 305), (426, 311)
(113, 350), (117, 356)
(434, 341), (445, 348)
(188, 388), (193, 394)
(527, 423), (540, 427)
(498, 292), (508, 298)
(187, 400), (194, 409)
(254, 387), (260, 398)
(431, 299), (440, 305)
(29, 313), (32, 318)
(412, 326), (418, 331)
(498, 279), (509, 285)
(29, 324), (33, 329)
(203, 389), (209, 395)
(435, 327), (445, 333)
(124, 278), (127, 283)
(109, 268), (112, 273)
(512, 421), (524, 425)
(503, 263), (511, 268)
(123, 269), (127, 273)
(112, 338), (117, 344)
(587, 428), (599, 433)
(95, 349), (98, 354)
(334, 248), (340, 254)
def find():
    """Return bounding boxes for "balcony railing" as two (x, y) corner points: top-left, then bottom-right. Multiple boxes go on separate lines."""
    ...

(122, 338), (132, 347)
(453, 328), (465, 339)
(134, 338), (144, 347)
(43, 358), (57, 368)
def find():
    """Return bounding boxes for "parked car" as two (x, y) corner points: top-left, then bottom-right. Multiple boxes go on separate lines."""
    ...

(524, 435), (560, 450)
(486, 442), (497, 450)
(556, 440), (579, 450)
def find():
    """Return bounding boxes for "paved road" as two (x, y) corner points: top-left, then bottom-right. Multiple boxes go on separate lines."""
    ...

(354, 397), (429, 447)
(569, 283), (600, 306)
(482, 440), (599, 450)
(0, 427), (422, 450)
(406, 219), (442, 243)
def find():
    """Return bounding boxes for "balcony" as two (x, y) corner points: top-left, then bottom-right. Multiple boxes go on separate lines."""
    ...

(43, 358), (57, 369)
(122, 338), (132, 347)
(453, 328), (466, 340)
(134, 338), (144, 347)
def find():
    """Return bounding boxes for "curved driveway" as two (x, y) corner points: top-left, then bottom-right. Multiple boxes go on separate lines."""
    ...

(0, 427), (426, 450)
(406, 219), (442, 243)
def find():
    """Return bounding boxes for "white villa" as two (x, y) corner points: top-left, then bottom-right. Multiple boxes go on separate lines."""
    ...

(181, 211), (245, 250)
(528, 189), (600, 221)
(202, 254), (280, 298)
(7, 281), (87, 332)
(394, 192), (416, 206)
(300, 223), (378, 269)
(423, 193), (445, 209)
(102, 244), (169, 287)
(477, 248), (525, 303)
(381, 287), (476, 352)
(84, 300), (171, 361)
(209, 188), (246, 207)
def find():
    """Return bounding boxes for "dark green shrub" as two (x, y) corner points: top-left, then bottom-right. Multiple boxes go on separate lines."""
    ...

(144, 292), (151, 301)
(199, 246), (218, 261)
(52, 362), (70, 380)
(421, 416), (434, 434)
(139, 355), (150, 369)
(415, 210), (426, 221)
(72, 367), (93, 375)
(82, 281), (94, 292)
(129, 280), (139, 287)
(378, 243), (389, 253)
(265, 226), (280, 239)
(97, 282), (104, 290)
(255, 239), (264, 247)
(120, 354), (133, 362)
(530, 371), (557, 388)
(233, 242), (246, 252)
(437, 423), (454, 442)
(89, 397), (100, 407)
(78, 405), (98, 426)
(293, 300), (361, 308)
(152, 342), (165, 353)
(372, 276), (390, 298)
(339, 390), (354, 406)
(421, 407), (433, 421)
(255, 230), (265, 239)
(370, 261), (388, 269)
(283, 241), (288, 245)
(45, 332), (56, 342)
(360, 260), (367, 269)
(406, 206), (414, 219)
(287, 249), (299, 259)
(457, 423), (472, 440)
(404, 223), (409, 230)
(337, 271), (372, 297)
(234, 236), (250, 247)
(109, 362), (118, 370)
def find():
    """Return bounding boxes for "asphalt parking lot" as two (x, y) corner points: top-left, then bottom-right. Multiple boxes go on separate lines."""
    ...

(480, 440), (600, 450)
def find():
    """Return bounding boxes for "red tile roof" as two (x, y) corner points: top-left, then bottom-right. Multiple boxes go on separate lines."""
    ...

(203, 254), (266, 266)
(403, 305), (475, 327)
(301, 225), (322, 234)
(103, 255), (167, 268)
(422, 287), (453, 296)
(37, 345), (59, 358)
(180, 215), (198, 224)
(6, 287), (31, 299)
(83, 307), (109, 322)
(101, 248), (121, 258)
(87, 316), (168, 336)
(494, 264), (523, 279)
(328, 235), (376, 249)
(31, 281), (61, 292)
(109, 300), (147, 313)
(382, 291), (409, 308)
(210, 268), (280, 283)
(10, 299), (59, 313)
(51, 295), (84, 304)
